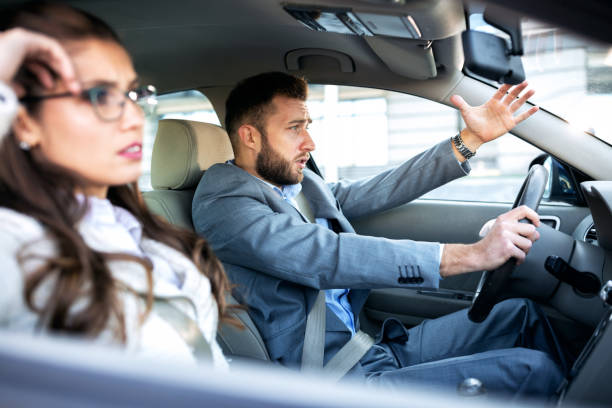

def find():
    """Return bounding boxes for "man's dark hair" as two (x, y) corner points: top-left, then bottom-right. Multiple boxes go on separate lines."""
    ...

(225, 72), (308, 151)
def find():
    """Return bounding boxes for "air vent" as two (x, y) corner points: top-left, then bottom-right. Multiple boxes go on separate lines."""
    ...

(585, 224), (599, 246)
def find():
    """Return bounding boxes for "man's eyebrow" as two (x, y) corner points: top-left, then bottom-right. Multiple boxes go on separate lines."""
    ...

(288, 118), (313, 125)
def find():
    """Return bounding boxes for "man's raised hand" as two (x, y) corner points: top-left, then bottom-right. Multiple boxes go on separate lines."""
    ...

(450, 82), (538, 152)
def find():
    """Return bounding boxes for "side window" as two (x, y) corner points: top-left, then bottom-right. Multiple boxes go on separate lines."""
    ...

(307, 85), (544, 203)
(139, 90), (220, 191)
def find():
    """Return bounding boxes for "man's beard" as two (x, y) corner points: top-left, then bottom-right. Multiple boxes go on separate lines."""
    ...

(256, 131), (303, 186)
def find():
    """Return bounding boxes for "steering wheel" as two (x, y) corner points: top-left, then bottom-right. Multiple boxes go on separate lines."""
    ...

(467, 164), (549, 323)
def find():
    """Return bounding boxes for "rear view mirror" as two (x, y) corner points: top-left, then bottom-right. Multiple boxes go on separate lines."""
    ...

(462, 5), (525, 84)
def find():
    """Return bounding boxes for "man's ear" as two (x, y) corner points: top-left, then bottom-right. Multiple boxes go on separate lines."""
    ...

(12, 106), (42, 148)
(237, 124), (261, 152)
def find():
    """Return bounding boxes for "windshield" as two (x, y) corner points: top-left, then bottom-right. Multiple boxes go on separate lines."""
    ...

(470, 15), (612, 146)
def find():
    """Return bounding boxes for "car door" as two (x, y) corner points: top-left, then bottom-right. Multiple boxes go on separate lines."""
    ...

(306, 84), (592, 330)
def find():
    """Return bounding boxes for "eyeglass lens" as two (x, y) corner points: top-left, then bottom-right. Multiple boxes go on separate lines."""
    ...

(88, 85), (157, 121)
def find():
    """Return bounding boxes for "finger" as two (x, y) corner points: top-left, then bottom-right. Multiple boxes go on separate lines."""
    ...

(25, 61), (55, 89)
(449, 94), (470, 113)
(510, 243), (527, 264)
(502, 81), (528, 105)
(509, 89), (535, 113)
(23, 33), (80, 94)
(512, 222), (539, 240)
(502, 205), (539, 225)
(511, 234), (533, 253)
(36, 44), (80, 94)
(492, 84), (512, 101)
(512, 205), (541, 227)
(515, 106), (539, 124)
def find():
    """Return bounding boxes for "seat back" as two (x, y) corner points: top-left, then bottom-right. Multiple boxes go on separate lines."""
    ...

(142, 119), (270, 362)
(144, 119), (233, 229)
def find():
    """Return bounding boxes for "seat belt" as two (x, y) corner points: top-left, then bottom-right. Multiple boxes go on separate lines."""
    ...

(151, 298), (213, 362)
(301, 291), (326, 370)
(294, 191), (315, 223)
(301, 291), (375, 381)
(295, 191), (375, 380)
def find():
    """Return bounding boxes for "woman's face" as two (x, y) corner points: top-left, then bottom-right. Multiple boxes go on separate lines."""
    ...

(18, 38), (145, 198)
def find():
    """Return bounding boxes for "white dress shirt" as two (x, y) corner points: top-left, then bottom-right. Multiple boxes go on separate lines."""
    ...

(0, 199), (228, 369)
(79, 195), (185, 289)
(0, 82), (18, 140)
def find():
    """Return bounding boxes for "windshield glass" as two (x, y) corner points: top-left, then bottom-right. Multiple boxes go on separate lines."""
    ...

(470, 15), (612, 145)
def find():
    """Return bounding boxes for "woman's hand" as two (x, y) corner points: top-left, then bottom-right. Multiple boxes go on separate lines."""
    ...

(0, 28), (79, 96)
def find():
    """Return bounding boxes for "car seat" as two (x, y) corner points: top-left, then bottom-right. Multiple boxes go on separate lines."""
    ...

(142, 119), (270, 362)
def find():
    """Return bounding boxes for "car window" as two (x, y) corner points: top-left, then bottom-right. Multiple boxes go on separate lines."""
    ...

(307, 85), (544, 203)
(469, 14), (612, 146)
(139, 90), (220, 191)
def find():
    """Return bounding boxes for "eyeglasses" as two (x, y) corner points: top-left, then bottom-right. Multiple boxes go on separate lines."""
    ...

(20, 84), (158, 122)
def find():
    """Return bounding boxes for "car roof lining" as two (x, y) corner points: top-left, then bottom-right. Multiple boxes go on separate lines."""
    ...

(50, 0), (465, 92)
(4, 0), (605, 180)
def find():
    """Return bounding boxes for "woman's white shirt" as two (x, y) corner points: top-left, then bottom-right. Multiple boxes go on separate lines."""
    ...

(0, 200), (228, 370)
(0, 82), (18, 140)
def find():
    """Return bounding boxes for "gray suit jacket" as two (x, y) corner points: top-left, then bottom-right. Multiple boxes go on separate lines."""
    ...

(192, 139), (470, 370)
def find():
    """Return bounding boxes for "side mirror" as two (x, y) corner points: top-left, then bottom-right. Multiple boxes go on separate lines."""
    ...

(532, 154), (585, 205)
(529, 153), (549, 168)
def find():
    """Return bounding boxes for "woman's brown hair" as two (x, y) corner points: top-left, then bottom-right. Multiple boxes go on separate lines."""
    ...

(0, 2), (237, 340)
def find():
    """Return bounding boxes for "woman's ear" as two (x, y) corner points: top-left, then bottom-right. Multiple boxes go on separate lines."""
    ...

(12, 105), (42, 148)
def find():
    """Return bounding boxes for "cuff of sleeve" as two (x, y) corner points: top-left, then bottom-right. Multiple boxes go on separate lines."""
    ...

(0, 82), (18, 140)
(459, 159), (471, 173)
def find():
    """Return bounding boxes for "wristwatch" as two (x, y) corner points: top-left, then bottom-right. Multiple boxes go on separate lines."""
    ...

(451, 133), (476, 160)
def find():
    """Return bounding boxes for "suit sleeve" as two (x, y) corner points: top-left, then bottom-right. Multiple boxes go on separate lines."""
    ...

(328, 138), (470, 219)
(193, 187), (442, 291)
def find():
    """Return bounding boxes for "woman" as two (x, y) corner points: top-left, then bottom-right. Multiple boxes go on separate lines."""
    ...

(0, 2), (234, 367)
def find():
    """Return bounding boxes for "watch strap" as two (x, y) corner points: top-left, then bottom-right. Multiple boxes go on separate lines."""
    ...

(451, 133), (476, 160)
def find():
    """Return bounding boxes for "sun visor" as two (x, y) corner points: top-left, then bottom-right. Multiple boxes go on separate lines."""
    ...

(365, 36), (436, 79)
(284, 4), (437, 79)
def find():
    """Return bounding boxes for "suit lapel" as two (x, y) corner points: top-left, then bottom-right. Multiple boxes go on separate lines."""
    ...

(301, 171), (355, 233)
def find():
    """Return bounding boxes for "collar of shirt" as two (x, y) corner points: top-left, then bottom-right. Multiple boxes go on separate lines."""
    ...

(78, 194), (143, 244)
(76, 194), (186, 288)
(226, 159), (302, 203)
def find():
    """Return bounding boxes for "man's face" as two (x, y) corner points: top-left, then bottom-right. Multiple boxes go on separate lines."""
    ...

(255, 95), (315, 186)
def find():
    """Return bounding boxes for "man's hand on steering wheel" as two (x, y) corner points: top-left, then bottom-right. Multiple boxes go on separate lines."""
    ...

(472, 205), (541, 271)
(440, 205), (540, 278)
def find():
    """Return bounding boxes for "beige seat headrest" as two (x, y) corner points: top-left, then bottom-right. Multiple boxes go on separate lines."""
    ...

(151, 119), (234, 190)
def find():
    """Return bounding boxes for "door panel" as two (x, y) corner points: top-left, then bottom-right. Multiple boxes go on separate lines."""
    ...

(350, 198), (590, 325)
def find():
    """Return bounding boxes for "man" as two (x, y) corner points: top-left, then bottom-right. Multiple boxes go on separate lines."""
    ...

(193, 72), (565, 398)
